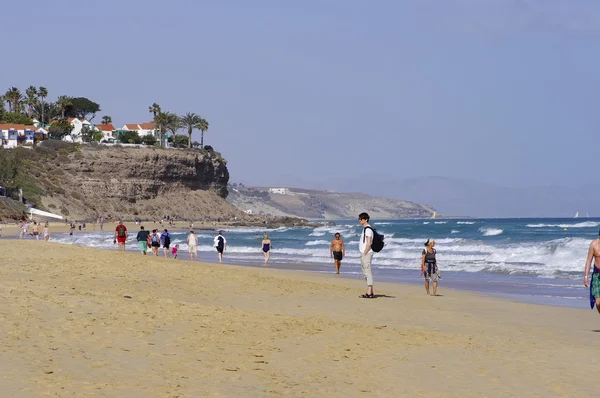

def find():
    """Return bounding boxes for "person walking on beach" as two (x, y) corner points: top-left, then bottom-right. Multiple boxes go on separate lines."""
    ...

(358, 212), (375, 298)
(214, 231), (227, 263)
(261, 234), (272, 265)
(114, 221), (128, 252)
(161, 229), (172, 258)
(172, 244), (179, 259)
(330, 233), (345, 274)
(32, 222), (40, 240)
(150, 229), (161, 256)
(584, 230), (600, 314)
(136, 226), (150, 255)
(421, 239), (440, 296)
(187, 231), (199, 261)
(43, 225), (49, 242)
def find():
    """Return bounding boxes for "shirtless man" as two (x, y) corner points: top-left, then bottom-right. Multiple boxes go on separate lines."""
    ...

(32, 221), (40, 240)
(584, 231), (600, 314)
(330, 233), (346, 274)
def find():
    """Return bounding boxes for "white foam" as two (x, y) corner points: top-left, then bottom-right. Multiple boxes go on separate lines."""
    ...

(526, 221), (600, 229)
(451, 230), (460, 234)
(305, 240), (329, 246)
(434, 221), (447, 224)
(457, 221), (476, 225)
(479, 228), (503, 236)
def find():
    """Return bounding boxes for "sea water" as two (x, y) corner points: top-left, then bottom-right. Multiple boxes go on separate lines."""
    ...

(48, 218), (598, 309)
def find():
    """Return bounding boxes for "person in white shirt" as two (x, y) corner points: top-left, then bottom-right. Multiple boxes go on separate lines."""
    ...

(358, 212), (375, 298)
(213, 231), (227, 264)
(186, 231), (199, 261)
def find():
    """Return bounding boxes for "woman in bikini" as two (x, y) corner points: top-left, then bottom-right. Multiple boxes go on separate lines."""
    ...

(261, 234), (272, 265)
(421, 239), (441, 296)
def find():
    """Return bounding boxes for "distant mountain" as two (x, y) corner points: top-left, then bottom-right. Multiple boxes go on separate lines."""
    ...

(280, 175), (589, 218)
(227, 186), (435, 219)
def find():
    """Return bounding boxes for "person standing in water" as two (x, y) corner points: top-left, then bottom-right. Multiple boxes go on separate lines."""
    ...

(43, 224), (50, 242)
(187, 231), (199, 261)
(330, 233), (345, 274)
(114, 221), (128, 252)
(214, 231), (227, 264)
(32, 221), (40, 240)
(584, 230), (600, 314)
(261, 234), (272, 265)
(421, 239), (440, 296)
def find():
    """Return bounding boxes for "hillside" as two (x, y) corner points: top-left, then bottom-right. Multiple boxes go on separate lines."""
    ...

(227, 186), (435, 219)
(0, 142), (246, 221)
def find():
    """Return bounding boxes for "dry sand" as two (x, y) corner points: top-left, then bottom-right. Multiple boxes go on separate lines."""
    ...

(1, 241), (599, 397)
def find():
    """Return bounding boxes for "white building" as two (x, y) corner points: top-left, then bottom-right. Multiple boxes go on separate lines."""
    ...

(95, 124), (116, 142)
(0, 124), (41, 148)
(121, 123), (155, 137)
(268, 188), (290, 195)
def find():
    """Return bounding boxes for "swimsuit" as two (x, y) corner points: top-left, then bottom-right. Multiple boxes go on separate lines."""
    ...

(423, 249), (440, 282)
(332, 251), (343, 261)
(263, 243), (271, 253)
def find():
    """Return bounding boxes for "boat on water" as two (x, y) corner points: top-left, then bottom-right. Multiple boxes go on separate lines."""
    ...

(574, 210), (579, 219)
(431, 211), (437, 219)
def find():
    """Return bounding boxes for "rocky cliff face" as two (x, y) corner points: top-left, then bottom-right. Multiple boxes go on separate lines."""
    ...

(34, 144), (241, 221)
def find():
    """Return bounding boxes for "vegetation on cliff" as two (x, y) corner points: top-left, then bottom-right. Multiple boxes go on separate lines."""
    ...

(0, 142), (235, 220)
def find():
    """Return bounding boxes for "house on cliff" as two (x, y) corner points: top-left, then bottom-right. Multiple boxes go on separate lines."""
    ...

(0, 124), (47, 148)
(95, 124), (116, 142)
(120, 123), (156, 137)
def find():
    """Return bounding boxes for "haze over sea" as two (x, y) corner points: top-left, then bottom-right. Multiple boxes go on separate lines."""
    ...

(50, 217), (596, 309)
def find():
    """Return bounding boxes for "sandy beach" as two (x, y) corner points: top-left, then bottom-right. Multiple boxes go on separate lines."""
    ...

(1, 241), (599, 397)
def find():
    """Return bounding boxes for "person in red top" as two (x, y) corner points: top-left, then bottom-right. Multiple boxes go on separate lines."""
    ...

(114, 221), (128, 252)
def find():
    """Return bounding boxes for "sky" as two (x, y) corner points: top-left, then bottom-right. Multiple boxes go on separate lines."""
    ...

(4, 0), (600, 190)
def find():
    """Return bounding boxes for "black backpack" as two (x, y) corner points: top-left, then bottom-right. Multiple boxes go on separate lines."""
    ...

(363, 226), (384, 252)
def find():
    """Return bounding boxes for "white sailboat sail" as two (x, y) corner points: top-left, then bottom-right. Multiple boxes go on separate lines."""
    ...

(431, 211), (437, 219)
(574, 210), (579, 219)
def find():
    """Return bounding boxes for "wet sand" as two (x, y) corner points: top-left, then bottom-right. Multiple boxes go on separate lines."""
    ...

(1, 241), (599, 397)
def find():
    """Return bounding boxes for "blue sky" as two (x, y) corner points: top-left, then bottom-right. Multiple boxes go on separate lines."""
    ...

(4, 0), (600, 189)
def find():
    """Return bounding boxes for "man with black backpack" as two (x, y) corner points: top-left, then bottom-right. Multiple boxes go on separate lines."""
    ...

(161, 229), (172, 258)
(358, 212), (384, 299)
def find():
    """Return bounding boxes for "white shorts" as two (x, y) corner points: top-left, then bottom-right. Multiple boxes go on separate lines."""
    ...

(188, 245), (197, 253)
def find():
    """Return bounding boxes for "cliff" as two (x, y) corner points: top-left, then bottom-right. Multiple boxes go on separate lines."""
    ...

(227, 186), (436, 219)
(0, 142), (244, 221)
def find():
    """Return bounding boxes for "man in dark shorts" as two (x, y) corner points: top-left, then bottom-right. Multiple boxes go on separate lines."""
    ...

(330, 233), (346, 274)
(114, 221), (128, 252)
(160, 229), (172, 258)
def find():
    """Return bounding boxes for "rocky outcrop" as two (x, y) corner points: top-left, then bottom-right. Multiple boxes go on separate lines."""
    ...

(34, 144), (239, 221)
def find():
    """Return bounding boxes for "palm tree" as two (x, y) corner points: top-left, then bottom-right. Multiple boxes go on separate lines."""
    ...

(101, 115), (112, 125)
(25, 86), (38, 118)
(179, 112), (203, 148)
(32, 102), (61, 122)
(154, 111), (179, 147)
(198, 118), (209, 149)
(166, 112), (181, 138)
(38, 87), (48, 123)
(56, 96), (72, 119)
(148, 103), (161, 117)
(4, 87), (24, 113)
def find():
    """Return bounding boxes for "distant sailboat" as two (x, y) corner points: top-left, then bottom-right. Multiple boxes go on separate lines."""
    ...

(587, 212), (590, 218)
(574, 210), (579, 219)
(431, 211), (437, 219)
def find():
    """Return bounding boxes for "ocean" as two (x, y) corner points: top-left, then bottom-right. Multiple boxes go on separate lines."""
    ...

(49, 218), (597, 309)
